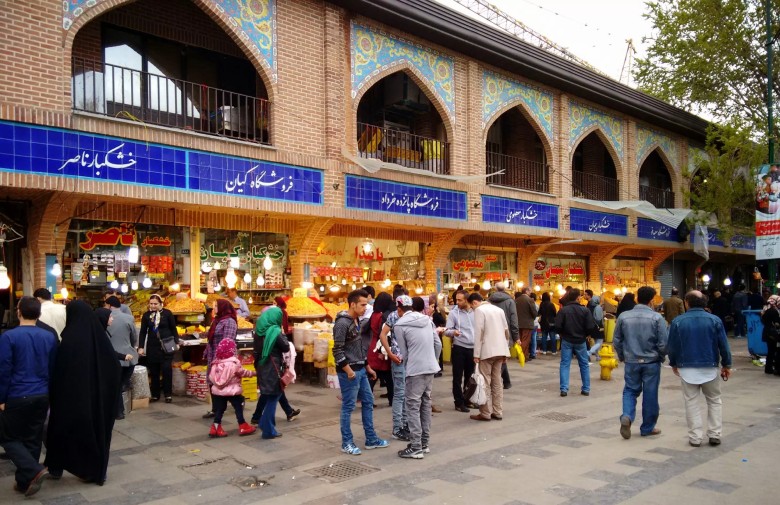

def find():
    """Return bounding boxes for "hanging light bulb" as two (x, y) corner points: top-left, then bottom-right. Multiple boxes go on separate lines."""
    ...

(517, 281), (524, 288)
(243, 272), (252, 284)
(110, 279), (119, 289)
(382, 278), (391, 289)
(331, 261), (337, 268)
(621, 286), (627, 294)
(213, 283), (221, 292)
(201, 261), (213, 273)
(248, 296), (254, 304)
(60, 287), (69, 299)
(556, 283), (563, 291)
(330, 284), (341, 293)
(482, 279), (491, 290)
(230, 256), (240, 269)
(613, 288), (621, 296)
(702, 274), (711, 283)
(320, 285), (325, 292)
(723, 277), (732, 286)
(225, 268), (238, 288)
(558, 288), (566, 297)
(51, 259), (62, 277)
(142, 277), (153, 289)
(120, 283), (129, 294)
(302, 281), (314, 290)
(533, 285), (540, 292)
(131, 280), (139, 290)
(256, 272), (265, 287)
(341, 277), (347, 286)
(128, 241), (139, 264)
(170, 282), (181, 292)
(263, 254), (273, 271)
(213, 260), (221, 270)
(415, 286), (424, 295)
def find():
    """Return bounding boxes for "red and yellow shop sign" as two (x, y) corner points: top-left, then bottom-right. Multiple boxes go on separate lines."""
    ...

(355, 246), (384, 262)
(452, 259), (484, 272)
(79, 223), (136, 251)
(533, 260), (586, 279)
(140, 236), (172, 248)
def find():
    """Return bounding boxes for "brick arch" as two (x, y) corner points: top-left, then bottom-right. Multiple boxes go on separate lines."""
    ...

(27, 192), (82, 290)
(62, 0), (277, 104)
(569, 125), (626, 186)
(643, 248), (678, 283)
(351, 64), (455, 144)
(424, 230), (471, 285)
(638, 146), (680, 202)
(288, 218), (337, 286)
(481, 101), (554, 167)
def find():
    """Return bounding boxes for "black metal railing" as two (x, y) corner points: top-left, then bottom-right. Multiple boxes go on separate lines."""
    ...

(356, 122), (450, 175)
(573, 171), (620, 201)
(486, 151), (548, 193)
(71, 57), (270, 144)
(639, 184), (675, 208)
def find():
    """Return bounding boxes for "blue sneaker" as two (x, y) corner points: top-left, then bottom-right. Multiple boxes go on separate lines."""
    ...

(365, 438), (389, 450)
(341, 443), (362, 455)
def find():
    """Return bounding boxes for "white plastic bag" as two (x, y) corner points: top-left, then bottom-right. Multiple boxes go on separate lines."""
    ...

(469, 372), (487, 406)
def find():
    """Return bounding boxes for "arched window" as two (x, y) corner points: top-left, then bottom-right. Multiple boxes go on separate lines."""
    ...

(485, 107), (549, 193)
(639, 150), (674, 207)
(571, 131), (619, 201)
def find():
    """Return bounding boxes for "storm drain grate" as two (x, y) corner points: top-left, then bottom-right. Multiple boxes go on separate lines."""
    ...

(534, 411), (586, 423)
(306, 461), (380, 483)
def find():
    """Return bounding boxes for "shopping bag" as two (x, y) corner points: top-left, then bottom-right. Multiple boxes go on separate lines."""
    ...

(513, 343), (525, 367)
(469, 372), (487, 406)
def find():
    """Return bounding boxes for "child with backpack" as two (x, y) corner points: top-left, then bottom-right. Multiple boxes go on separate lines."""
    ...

(207, 339), (257, 438)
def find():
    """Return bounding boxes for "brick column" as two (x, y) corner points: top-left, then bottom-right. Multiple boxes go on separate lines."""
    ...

(643, 248), (677, 283)
(588, 245), (632, 284)
(288, 218), (336, 286)
(424, 231), (470, 286)
(26, 192), (81, 292)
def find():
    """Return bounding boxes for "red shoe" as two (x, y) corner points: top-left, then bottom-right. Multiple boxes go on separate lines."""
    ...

(238, 422), (257, 436)
(208, 424), (228, 438)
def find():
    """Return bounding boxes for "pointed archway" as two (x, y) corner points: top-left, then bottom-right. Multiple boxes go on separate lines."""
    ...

(639, 149), (675, 207)
(571, 129), (622, 201)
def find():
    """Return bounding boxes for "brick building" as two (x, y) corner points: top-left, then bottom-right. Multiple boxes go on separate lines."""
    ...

(0, 0), (755, 313)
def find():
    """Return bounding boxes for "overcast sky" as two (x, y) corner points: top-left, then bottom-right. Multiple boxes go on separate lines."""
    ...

(435, 0), (654, 85)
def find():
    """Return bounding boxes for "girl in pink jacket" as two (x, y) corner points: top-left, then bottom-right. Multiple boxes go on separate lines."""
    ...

(208, 339), (256, 438)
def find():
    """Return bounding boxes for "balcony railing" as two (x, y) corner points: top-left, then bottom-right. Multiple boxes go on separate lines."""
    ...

(71, 58), (270, 145)
(356, 122), (450, 175)
(639, 184), (675, 208)
(486, 151), (548, 193)
(573, 171), (619, 201)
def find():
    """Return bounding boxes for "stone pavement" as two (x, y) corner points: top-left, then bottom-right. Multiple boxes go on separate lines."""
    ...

(3, 337), (779, 505)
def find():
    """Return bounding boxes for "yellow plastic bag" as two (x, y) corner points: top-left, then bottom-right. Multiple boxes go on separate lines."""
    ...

(513, 343), (525, 367)
(441, 336), (452, 363)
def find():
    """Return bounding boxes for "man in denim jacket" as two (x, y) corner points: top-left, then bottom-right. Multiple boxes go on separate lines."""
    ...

(667, 290), (732, 448)
(613, 286), (668, 440)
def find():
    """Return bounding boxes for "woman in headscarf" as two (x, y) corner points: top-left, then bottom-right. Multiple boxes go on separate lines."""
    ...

(45, 300), (121, 485)
(138, 294), (179, 403)
(252, 307), (290, 439)
(761, 294), (780, 375)
(367, 292), (394, 404)
(274, 296), (290, 335)
(202, 299), (238, 418)
(616, 292), (636, 319)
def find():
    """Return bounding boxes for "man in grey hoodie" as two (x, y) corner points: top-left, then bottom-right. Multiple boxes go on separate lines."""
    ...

(393, 295), (442, 459)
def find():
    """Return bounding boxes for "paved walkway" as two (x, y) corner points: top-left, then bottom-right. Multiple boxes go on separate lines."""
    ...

(2, 337), (778, 505)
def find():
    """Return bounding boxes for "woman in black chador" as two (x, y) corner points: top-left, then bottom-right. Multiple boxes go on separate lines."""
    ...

(45, 300), (120, 485)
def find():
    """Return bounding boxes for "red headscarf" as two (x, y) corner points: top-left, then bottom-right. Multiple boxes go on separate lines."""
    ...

(275, 296), (289, 334)
(207, 298), (238, 342)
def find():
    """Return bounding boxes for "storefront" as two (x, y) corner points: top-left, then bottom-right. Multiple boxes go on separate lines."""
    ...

(531, 255), (587, 298)
(443, 248), (517, 293)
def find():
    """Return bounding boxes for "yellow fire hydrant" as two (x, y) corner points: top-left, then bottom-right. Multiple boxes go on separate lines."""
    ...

(599, 314), (619, 380)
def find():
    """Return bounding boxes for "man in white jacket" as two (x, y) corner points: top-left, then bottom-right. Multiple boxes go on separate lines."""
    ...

(470, 293), (510, 421)
(393, 295), (442, 459)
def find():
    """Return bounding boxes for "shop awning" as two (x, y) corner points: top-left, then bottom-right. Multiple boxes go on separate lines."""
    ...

(570, 198), (692, 229)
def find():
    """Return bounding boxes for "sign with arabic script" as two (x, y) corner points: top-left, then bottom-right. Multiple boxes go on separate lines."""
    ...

(79, 224), (136, 251)
(730, 234), (756, 250)
(636, 218), (678, 242)
(481, 195), (559, 229)
(345, 175), (467, 220)
(0, 121), (323, 206)
(569, 208), (627, 236)
(688, 228), (725, 247)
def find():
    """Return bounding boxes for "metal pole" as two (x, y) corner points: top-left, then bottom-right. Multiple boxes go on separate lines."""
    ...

(768, 0), (775, 163)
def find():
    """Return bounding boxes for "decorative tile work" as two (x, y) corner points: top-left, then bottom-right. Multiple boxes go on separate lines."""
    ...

(636, 218), (678, 242)
(211, 0), (277, 82)
(345, 175), (466, 220)
(637, 126), (678, 169)
(569, 208), (627, 237)
(0, 120), (322, 205)
(62, 1), (277, 82)
(351, 23), (455, 120)
(730, 234), (756, 250)
(482, 71), (553, 141)
(688, 144), (708, 173)
(568, 101), (624, 160)
(481, 195), (558, 229)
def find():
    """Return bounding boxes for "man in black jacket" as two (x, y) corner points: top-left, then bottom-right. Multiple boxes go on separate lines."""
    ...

(554, 288), (599, 397)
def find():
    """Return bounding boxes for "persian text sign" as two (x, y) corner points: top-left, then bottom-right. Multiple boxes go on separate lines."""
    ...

(481, 195), (559, 229)
(636, 218), (678, 242)
(755, 163), (779, 259)
(569, 208), (628, 236)
(345, 175), (467, 220)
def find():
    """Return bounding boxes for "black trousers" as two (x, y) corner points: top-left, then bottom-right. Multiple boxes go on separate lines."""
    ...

(212, 395), (246, 424)
(147, 355), (173, 398)
(116, 365), (135, 416)
(451, 345), (475, 407)
(766, 341), (778, 374)
(501, 362), (511, 386)
(370, 369), (394, 406)
(0, 395), (48, 489)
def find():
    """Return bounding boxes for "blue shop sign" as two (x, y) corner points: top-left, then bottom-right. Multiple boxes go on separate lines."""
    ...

(345, 175), (467, 220)
(0, 121), (323, 205)
(730, 234), (756, 250)
(636, 218), (678, 242)
(570, 208), (627, 236)
(481, 195), (558, 229)
(689, 228), (725, 247)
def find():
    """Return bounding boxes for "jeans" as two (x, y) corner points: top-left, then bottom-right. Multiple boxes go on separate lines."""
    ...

(0, 395), (48, 490)
(147, 355), (173, 398)
(337, 368), (380, 446)
(559, 340), (590, 393)
(451, 345), (475, 407)
(259, 393), (281, 438)
(252, 392), (294, 422)
(589, 339), (604, 357)
(621, 362), (661, 435)
(212, 394), (246, 424)
(541, 330), (557, 353)
(733, 311), (746, 337)
(681, 376), (722, 443)
(391, 361), (407, 431)
(405, 374), (433, 450)
(530, 328), (538, 357)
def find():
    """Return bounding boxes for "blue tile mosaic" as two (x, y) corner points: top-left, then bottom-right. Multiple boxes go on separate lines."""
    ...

(345, 175), (466, 220)
(636, 218), (678, 242)
(0, 120), (323, 206)
(481, 195), (558, 229)
(730, 234), (755, 250)
(690, 228), (725, 247)
(570, 208), (627, 236)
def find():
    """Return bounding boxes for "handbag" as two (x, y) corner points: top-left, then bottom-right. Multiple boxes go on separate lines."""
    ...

(158, 334), (178, 354)
(463, 373), (477, 401)
(766, 322), (780, 343)
(469, 372), (487, 406)
(273, 360), (294, 390)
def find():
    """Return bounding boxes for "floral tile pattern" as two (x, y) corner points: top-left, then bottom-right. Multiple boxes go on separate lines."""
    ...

(568, 101), (625, 161)
(637, 126), (678, 170)
(482, 71), (553, 142)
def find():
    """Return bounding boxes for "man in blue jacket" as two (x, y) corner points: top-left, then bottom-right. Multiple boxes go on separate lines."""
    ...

(667, 290), (732, 448)
(0, 296), (58, 496)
